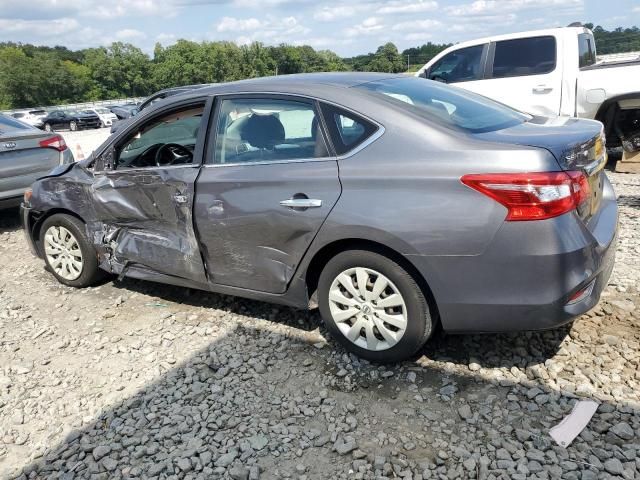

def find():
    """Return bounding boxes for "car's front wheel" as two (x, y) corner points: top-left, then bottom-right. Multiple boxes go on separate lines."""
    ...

(69, 121), (78, 131)
(40, 214), (104, 288)
(318, 249), (433, 362)
(44, 123), (52, 132)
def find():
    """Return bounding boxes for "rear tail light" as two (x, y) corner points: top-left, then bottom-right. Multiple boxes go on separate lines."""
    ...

(566, 280), (595, 305)
(39, 135), (67, 152)
(461, 171), (590, 221)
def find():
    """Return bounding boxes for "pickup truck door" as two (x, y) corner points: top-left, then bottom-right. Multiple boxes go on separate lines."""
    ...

(473, 36), (563, 116)
(423, 43), (490, 97)
(89, 98), (212, 284)
(194, 95), (341, 294)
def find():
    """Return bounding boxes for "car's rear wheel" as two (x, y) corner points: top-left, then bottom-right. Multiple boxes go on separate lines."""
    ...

(44, 123), (52, 132)
(318, 249), (432, 362)
(69, 121), (77, 131)
(41, 214), (103, 288)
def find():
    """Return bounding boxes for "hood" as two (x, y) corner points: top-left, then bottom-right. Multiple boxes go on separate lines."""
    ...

(474, 116), (604, 170)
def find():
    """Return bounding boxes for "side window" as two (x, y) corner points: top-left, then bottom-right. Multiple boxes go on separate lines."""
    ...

(213, 98), (328, 164)
(428, 45), (485, 83)
(578, 33), (596, 68)
(320, 104), (378, 155)
(116, 103), (204, 169)
(492, 36), (556, 78)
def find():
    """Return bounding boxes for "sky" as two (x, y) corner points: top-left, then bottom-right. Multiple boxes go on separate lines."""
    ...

(0, 0), (638, 56)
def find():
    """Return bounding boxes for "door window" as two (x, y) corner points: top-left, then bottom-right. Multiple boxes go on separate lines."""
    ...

(578, 33), (596, 68)
(213, 98), (329, 164)
(319, 104), (378, 155)
(492, 36), (556, 78)
(116, 104), (204, 169)
(427, 45), (485, 83)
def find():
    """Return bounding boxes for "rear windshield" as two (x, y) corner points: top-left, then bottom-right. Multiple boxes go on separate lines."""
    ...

(355, 77), (529, 133)
(0, 114), (31, 135)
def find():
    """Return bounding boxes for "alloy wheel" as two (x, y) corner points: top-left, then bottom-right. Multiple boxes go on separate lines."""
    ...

(44, 226), (84, 281)
(328, 267), (408, 351)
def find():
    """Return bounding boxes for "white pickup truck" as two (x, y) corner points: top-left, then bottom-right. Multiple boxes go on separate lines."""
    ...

(416, 26), (640, 156)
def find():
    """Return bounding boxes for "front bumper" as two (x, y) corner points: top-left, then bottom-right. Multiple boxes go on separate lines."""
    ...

(20, 203), (41, 258)
(409, 176), (619, 333)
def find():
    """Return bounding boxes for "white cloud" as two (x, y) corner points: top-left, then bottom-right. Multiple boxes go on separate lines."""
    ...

(446, 0), (582, 16)
(0, 17), (79, 35)
(345, 16), (385, 37)
(115, 29), (147, 40)
(313, 5), (360, 22)
(216, 16), (263, 32)
(391, 18), (441, 32)
(377, 0), (438, 14)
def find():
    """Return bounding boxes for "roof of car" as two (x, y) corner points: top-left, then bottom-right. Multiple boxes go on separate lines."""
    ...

(191, 72), (403, 96)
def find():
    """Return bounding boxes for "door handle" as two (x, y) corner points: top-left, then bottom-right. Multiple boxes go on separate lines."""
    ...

(279, 198), (322, 209)
(533, 85), (553, 93)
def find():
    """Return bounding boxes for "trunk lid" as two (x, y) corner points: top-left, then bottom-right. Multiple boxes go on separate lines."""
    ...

(474, 116), (606, 222)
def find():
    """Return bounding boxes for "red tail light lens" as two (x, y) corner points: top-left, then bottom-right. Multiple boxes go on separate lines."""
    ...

(461, 171), (590, 221)
(39, 135), (67, 152)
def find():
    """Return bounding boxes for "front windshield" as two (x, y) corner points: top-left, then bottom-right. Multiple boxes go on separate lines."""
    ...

(95, 108), (111, 114)
(355, 77), (529, 133)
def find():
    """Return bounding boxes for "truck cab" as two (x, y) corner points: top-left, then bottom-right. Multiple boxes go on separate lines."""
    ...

(416, 26), (640, 158)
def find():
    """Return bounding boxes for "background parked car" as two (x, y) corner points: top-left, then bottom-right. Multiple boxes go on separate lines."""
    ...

(109, 104), (138, 120)
(10, 109), (48, 128)
(83, 107), (118, 128)
(0, 113), (73, 209)
(41, 110), (101, 132)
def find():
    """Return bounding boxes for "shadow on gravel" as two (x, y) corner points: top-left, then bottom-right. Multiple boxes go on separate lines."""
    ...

(0, 207), (22, 234)
(11, 320), (637, 480)
(617, 194), (640, 210)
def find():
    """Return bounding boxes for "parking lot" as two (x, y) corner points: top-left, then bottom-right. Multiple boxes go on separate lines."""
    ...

(1, 133), (639, 478)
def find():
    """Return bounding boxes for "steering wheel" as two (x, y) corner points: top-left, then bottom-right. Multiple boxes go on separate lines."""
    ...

(155, 143), (193, 167)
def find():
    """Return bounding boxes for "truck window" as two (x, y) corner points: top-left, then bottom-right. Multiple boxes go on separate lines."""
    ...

(427, 44), (485, 83)
(491, 36), (556, 78)
(578, 33), (597, 68)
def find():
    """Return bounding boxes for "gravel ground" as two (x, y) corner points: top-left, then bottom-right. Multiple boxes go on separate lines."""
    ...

(0, 171), (638, 480)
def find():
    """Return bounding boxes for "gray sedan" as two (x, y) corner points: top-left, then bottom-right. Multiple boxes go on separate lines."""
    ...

(21, 73), (617, 362)
(0, 113), (74, 209)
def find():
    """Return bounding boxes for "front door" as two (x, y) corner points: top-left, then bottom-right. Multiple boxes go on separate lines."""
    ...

(195, 95), (341, 294)
(90, 99), (210, 283)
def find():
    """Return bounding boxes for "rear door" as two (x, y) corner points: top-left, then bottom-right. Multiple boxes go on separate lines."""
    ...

(89, 98), (211, 283)
(0, 116), (60, 200)
(194, 94), (341, 294)
(478, 36), (563, 116)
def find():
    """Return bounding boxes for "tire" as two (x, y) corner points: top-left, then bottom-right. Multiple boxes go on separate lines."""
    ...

(318, 249), (432, 362)
(69, 121), (77, 131)
(44, 123), (52, 132)
(40, 214), (104, 288)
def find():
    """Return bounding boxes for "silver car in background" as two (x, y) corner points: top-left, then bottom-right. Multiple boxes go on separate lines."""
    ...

(0, 113), (74, 209)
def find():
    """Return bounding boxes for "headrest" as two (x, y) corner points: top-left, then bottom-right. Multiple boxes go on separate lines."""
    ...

(240, 114), (285, 149)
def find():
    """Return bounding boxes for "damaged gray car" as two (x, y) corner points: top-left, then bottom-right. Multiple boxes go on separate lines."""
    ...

(22, 73), (617, 362)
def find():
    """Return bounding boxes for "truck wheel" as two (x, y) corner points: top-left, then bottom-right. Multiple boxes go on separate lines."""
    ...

(318, 249), (433, 362)
(40, 214), (104, 288)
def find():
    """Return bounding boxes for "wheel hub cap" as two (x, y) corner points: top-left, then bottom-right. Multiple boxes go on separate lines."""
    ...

(44, 226), (83, 281)
(328, 267), (408, 352)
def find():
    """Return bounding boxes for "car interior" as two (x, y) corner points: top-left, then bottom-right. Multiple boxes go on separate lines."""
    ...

(215, 100), (328, 164)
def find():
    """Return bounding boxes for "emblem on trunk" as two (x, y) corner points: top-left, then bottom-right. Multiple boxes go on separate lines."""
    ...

(3, 142), (16, 149)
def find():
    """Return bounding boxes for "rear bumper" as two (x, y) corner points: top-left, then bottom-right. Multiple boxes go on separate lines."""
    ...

(409, 176), (618, 333)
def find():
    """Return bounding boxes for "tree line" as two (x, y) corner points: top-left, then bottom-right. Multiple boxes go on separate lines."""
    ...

(1, 23), (637, 109)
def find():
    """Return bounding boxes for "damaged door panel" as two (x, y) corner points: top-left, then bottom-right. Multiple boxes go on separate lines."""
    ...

(90, 166), (207, 283)
(195, 160), (340, 293)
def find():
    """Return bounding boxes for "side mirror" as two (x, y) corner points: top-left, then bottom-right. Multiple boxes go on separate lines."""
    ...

(93, 146), (115, 171)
